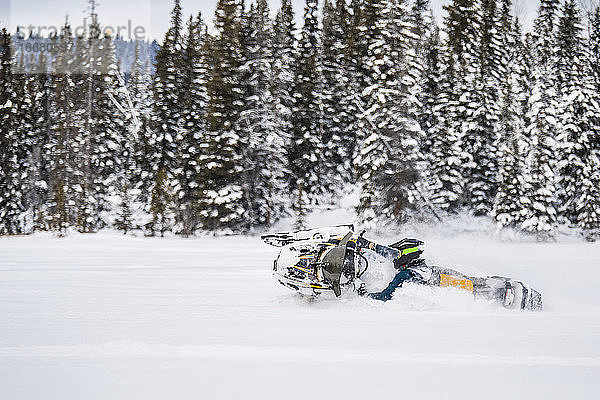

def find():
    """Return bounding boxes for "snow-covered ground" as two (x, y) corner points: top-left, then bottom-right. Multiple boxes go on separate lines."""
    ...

(1, 226), (599, 399)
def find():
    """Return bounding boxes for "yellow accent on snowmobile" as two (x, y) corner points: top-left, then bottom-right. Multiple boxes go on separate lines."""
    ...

(439, 274), (474, 292)
(292, 265), (312, 273)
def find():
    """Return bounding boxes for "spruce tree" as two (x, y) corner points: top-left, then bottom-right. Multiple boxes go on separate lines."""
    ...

(555, 0), (598, 225)
(272, 0), (296, 171)
(47, 22), (77, 234)
(90, 34), (128, 231)
(201, 0), (245, 230)
(321, 0), (356, 188)
(493, 15), (528, 228)
(237, 0), (287, 229)
(289, 0), (324, 210)
(460, 0), (504, 216)
(28, 52), (52, 231)
(356, 0), (424, 223)
(421, 19), (463, 212)
(0, 29), (25, 234)
(177, 12), (209, 235)
(128, 43), (154, 205)
(11, 52), (40, 234)
(430, 0), (481, 212)
(149, 0), (185, 234)
(521, 0), (560, 238)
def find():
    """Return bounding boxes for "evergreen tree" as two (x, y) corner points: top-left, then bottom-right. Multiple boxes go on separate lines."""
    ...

(521, 0), (560, 238)
(47, 22), (78, 234)
(128, 42), (154, 205)
(272, 0), (297, 173)
(430, 0), (481, 212)
(237, 0), (287, 228)
(149, 0), (185, 234)
(493, 16), (528, 228)
(27, 52), (52, 231)
(201, 0), (245, 230)
(90, 34), (128, 231)
(555, 0), (599, 225)
(177, 12), (209, 235)
(321, 0), (356, 188)
(464, 0), (504, 216)
(289, 0), (324, 210)
(0, 29), (26, 234)
(417, 11), (439, 158)
(422, 19), (463, 212)
(11, 52), (40, 234)
(356, 0), (423, 223)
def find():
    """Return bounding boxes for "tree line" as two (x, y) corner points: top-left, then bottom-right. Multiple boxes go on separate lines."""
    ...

(0, 0), (599, 240)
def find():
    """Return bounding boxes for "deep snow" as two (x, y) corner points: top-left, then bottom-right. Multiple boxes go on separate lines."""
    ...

(1, 227), (599, 400)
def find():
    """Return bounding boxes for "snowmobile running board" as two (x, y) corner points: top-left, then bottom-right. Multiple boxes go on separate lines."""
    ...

(261, 224), (355, 247)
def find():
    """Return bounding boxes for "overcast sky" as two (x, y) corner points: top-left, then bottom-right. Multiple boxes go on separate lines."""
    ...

(1, 0), (540, 42)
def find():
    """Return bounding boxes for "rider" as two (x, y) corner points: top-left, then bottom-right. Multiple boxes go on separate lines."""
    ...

(353, 235), (432, 301)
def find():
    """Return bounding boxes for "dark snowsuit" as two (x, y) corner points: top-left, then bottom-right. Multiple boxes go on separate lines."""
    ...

(368, 269), (417, 301)
(355, 237), (425, 302)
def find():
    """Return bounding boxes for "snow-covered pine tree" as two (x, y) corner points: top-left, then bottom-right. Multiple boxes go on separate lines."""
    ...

(424, 20), (465, 214)
(272, 0), (296, 174)
(554, 0), (599, 225)
(420, 19), (453, 205)
(428, 0), (481, 212)
(128, 42), (154, 206)
(392, 0), (428, 213)
(201, 0), (245, 230)
(460, 0), (503, 216)
(416, 8), (438, 157)
(149, 0), (185, 234)
(176, 12), (209, 235)
(289, 0), (324, 212)
(72, 28), (96, 232)
(11, 51), (40, 234)
(238, 0), (287, 229)
(92, 34), (128, 230)
(521, 0), (560, 239)
(407, 0), (431, 129)
(321, 0), (356, 189)
(493, 9), (527, 228)
(47, 22), (78, 234)
(27, 52), (52, 231)
(113, 57), (138, 236)
(0, 29), (26, 234)
(356, 0), (423, 224)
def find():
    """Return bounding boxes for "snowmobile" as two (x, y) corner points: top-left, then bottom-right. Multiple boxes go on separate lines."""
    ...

(261, 225), (543, 311)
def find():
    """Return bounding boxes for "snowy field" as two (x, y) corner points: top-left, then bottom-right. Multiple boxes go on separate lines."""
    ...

(1, 225), (600, 399)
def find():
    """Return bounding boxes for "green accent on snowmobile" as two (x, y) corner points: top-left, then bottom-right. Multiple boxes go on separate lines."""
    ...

(400, 246), (420, 256)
